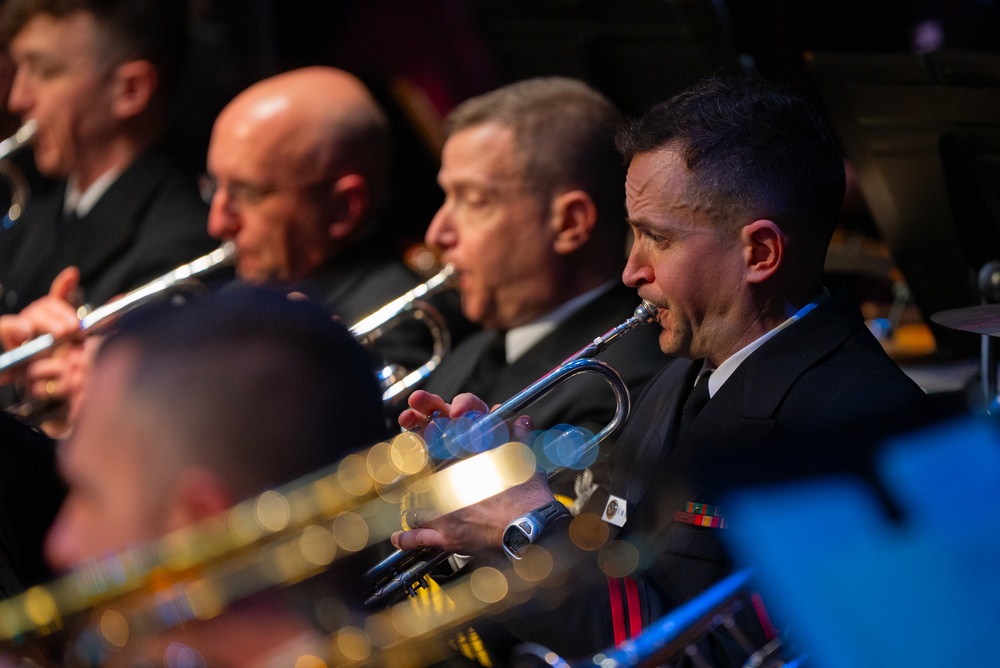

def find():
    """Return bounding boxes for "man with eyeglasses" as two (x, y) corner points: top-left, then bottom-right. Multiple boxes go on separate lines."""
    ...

(204, 66), (467, 377)
(205, 67), (425, 321)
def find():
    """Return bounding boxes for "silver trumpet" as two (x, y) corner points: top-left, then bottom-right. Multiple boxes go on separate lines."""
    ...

(0, 120), (37, 224)
(0, 242), (237, 376)
(350, 264), (456, 405)
(363, 300), (660, 608)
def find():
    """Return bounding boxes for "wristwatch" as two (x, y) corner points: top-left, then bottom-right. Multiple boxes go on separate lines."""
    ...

(502, 501), (570, 560)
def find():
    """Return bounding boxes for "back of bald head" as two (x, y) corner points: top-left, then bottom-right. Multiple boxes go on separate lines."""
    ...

(217, 66), (391, 213)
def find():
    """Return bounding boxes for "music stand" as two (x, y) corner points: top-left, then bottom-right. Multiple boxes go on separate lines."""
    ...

(807, 50), (1000, 360)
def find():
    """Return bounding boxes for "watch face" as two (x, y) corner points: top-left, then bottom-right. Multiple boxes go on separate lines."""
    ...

(504, 528), (531, 553)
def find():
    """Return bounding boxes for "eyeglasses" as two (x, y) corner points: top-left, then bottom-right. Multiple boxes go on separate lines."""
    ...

(198, 174), (334, 209)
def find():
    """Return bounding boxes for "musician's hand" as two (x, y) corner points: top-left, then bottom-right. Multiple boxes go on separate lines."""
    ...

(398, 389), (489, 430)
(400, 390), (535, 439)
(0, 266), (81, 350)
(390, 473), (556, 555)
(21, 336), (99, 438)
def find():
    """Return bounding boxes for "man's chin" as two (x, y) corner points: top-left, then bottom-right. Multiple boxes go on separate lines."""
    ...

(657, 330), (682, 357)
(237, 266), (270, 285)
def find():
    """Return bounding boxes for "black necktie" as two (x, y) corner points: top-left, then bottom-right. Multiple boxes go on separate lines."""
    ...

(678, 369), (713, 440)
(464, 329), (508, 400)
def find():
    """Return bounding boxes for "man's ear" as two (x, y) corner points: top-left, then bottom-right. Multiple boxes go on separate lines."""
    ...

(550, 190), (597, 255)
(328, 173), (369, 242)
(164, 466), (234, 532)
(742, 219), (785, 284)
(111, 60), (157, 120)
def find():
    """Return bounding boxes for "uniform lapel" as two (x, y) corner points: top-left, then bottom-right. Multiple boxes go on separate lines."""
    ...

(56, 151), (171, 291)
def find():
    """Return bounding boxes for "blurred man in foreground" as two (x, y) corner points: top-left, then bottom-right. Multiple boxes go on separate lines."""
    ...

(42, 288), (388, 664)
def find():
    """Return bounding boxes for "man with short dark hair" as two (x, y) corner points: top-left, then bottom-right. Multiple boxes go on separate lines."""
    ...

(44, 287), (389, 664)
(0, 0), (215, 424)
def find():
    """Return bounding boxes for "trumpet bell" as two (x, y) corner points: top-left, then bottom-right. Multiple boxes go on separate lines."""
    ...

(0, 120), (37, 228)
(350, 266), (457, 405)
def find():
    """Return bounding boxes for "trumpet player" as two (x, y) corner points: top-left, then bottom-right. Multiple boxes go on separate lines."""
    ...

(395, 77), (930, 664)
(205, 66), (470, 376)
(404, 77), (667, 509)
(0, 0), (214, 315)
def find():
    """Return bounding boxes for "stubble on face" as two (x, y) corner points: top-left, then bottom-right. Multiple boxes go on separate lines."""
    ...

(624, 150), (747, 364)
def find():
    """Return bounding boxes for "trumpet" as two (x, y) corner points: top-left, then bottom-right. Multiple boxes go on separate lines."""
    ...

(0, 120), (37, 225)
(0, 425), (537, 664)
(0, 120), (36, 161)
(0, 242), (237, 376)
(363, 300), (660, 608)
(350, 264), (456, 404)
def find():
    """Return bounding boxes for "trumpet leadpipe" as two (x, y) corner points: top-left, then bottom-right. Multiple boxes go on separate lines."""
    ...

(0, 242), (236, 374)
(0, 120), (36, 162)
(350, 264), (456, 341)
(350, 265), (457, 404)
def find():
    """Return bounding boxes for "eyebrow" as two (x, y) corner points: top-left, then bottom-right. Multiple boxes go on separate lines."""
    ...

(626, 217), (662, 233)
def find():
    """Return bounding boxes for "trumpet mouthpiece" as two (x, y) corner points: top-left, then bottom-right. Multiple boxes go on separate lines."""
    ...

(636, 300), (659, 321)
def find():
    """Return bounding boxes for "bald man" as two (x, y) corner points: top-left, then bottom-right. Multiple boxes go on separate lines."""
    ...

(204, 66), (470, 389)
(206, 66), (434, 325)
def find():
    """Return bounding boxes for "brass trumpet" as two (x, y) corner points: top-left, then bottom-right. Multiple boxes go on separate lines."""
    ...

(0, 242), (237, 376)
(0, 120), (37, 225)
(0, 424), (535, 664)
(363, 300), (660, 608)
(350, 264), (456, 405)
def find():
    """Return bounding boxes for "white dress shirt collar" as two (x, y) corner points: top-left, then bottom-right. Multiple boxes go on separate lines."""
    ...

(707, 289), (830, 397)
(64, 168), (123, 218)
(504, 281), (618, 363)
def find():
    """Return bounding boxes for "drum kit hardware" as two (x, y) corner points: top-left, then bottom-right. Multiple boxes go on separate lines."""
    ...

(932, 299), (1000, 413)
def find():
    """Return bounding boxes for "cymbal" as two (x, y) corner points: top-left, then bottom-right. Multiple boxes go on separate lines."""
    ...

(930, 304), (1000, 336)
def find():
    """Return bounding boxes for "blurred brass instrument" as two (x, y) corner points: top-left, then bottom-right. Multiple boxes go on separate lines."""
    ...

(0, 120), (36, 225)
(0, 242), (237, 376)
(363, 300), (660, 608)
(350, 264), (456, 405)
(0, 429), (540, 666)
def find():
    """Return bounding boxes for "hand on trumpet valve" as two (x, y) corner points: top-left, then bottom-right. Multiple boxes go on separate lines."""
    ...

(400, 389), (537, 467)
(391, 471), (555, 556)
(0, 267), (82, 354)
(0, 267), (94, 436)
(394, 389), (547, 555)
(398, 388), (483, 432)
(20, 336), (97, 434)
